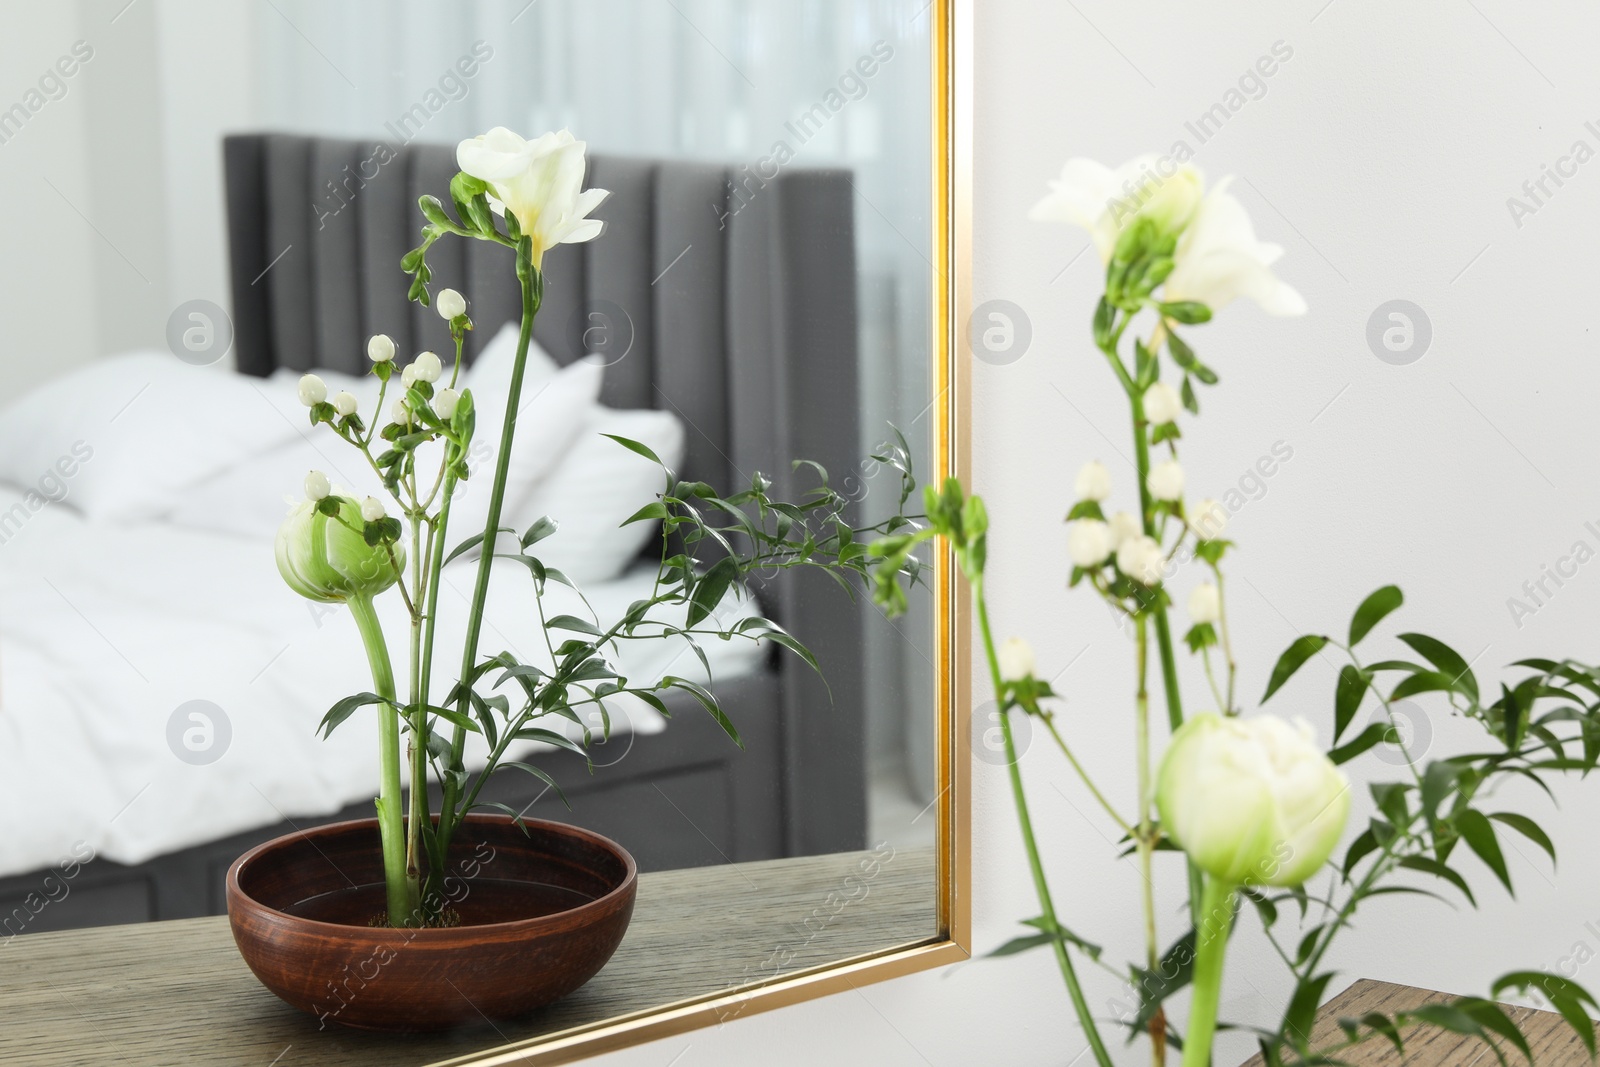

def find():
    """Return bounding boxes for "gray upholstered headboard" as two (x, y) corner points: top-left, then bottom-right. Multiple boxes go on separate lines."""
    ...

(221, 133), (867, 855)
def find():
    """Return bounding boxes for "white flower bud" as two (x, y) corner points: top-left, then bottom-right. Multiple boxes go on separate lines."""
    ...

(297, 373), (327, 407)
(332, 391), (358, 417)
(1067, 519), (1112, 568)
(303, 470), (331, 501)
(997, 637), (1036, 682)
(1148, 459), (1185, 502)
(1074, 460), (1112, 502)
(1117, 534), (1164, 585)
(391, 398), (412, 426)
(1189, 498), (1229, 541)
(436, 288), (467, 320)
(433, 387), (460, 421)
(1188, 582), (1221, 625)
(1143, 382), (1182, 425)
(400, 363), (418, 388)
(412, 351), (442, 384)
(1108, 511), (1142, 549)
(367, 334), (396, 362)
(360, 496), (386, 523)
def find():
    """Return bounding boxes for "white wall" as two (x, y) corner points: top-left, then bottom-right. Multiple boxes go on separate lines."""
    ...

(593, 1), (1600, 1063)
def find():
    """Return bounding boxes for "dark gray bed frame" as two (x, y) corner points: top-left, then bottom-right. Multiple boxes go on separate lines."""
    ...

(0, 134), (867, 934)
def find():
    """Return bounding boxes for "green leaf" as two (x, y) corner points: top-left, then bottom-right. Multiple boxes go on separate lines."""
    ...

(622, 501), (670, 526)
(443, 527), (515, 566)
(601, 433), (663, 465)
(1334, 665), (1367, 744)
(687, 557), (739, 627)
(520, 515), (558, 548)
(1328, 721), (1391, 765)
(1398, 632), (1479, 702)
(1398, 855), (1476, 906)
(1263, 635), (1329, 702)
(1456, 809), (1513, 895)
(510, 726), (590, 760)
(1065, 499), (1105, 522)
(1349, 585), (1403, 645)
(317, 692), (384, 739)
(1488, 812), (1556, 865)
(1492, 972), (1599, 1057)
(987, 918), (1102, 961)
(662, 676), (741, 748)
(1159, 300), (1212, 324)
(546, 614), (603, 637)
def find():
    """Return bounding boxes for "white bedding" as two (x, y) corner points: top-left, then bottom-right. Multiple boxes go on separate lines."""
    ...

(0, 485), (766, 877)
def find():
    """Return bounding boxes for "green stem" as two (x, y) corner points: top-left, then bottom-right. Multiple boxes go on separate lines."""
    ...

(447, 239), (541, 825)
(1183, 876), (1237, 1067)
(348, 592), (415, 924)
(419, 478), (457, 899)
(403, 511), (426, 922)
(974, 574), (1113, 1067)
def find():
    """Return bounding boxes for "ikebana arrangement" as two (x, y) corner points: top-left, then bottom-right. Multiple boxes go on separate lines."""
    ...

(226, 127), (920, 1030)
(870, 155), (1600, 1066)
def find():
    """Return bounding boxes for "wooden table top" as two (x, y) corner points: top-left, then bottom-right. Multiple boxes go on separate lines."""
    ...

(1239, 978), (1590, 1065)
(0, 847), (936, 1067)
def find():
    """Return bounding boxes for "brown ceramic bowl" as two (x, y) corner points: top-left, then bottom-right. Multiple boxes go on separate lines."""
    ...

(226, 815), (636, 1031)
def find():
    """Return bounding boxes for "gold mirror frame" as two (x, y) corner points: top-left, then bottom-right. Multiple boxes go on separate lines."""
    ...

(445, 2), (972, 1062)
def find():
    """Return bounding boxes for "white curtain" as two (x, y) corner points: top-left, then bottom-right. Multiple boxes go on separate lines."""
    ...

(255, 0), (936, 790)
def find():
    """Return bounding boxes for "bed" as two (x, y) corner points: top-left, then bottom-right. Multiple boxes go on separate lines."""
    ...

(0, 134), (867, 932)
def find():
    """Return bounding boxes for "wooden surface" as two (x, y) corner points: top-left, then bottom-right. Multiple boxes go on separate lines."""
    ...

(1238, 978), (1590, 1065)
(0, 847), (935, 1066)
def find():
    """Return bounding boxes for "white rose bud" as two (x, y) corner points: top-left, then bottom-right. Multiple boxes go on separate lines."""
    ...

(433, 387), (460, 420)
(1189, 498), (1229, 541)
(297, 373), (327, 407)
(1117, 534), (1164, 585)
(1148, 459), (1185, 502)
(332, 391), (358, 417)
(1188, 582), (1221, 625)
(391, 397), (412, 426)
(1067, 518), (1112, 568)
(412, 351), (442, 384)
(1074, 460), (1112, 502)
(1108, 511), (1142, 549)
(1143, 382), (1182, 425)
(997, 637), (1036, 682)
(303, 470), (331, 501)
(367, 333), (396, 363)
(436, 288), (467, 320)
(360, 496), (386, 523)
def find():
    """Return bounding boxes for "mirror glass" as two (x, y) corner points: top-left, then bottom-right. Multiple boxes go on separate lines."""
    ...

(0, 1), (940, 1061)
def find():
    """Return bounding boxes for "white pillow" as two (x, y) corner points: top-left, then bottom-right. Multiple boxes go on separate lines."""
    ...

(162, 325), (600, 541)
(0, 352), (306, 522)
(449, 324), (603, 538)
(510, 407), (685, 585)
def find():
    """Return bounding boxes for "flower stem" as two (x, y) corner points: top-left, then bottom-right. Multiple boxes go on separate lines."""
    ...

(1183, 876), (1237, 1067)
(974, 574), (1113, 1067)
(348, 591), (414, 924)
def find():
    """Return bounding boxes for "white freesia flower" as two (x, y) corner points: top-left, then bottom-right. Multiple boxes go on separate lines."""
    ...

(997, 637), (1036, 682)
(1148, 460), (1185, 502)
(1029, 155), (1204, 263)
(1143, 382), (1182, 425)
(360, 496), (386, 523)
(297, 373), (327, 407)
(303, 470), (330, 501)
(411, 351), (442, 384)
(456, 127), (610, 265)
(1188, 583), (1221, 625)
(1189, 498), (1229, 541)
(1067, 519), (1112, 568)
(436, 288), (467, 320)
(1156, 713), (1349, 887)
(433, 387), (460, 420)
(1164, 177), (1307, 316)
(1074, 460), (1112, 502)
(367, 334), (396, 363)
(1108, 511), (1142, 550)
(332, 391), (358, 417)
(1117, 534), (1164, 585)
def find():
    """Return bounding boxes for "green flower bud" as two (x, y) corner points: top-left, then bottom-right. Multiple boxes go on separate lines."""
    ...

(1156, 712), (1349, 887)
(275, 495), (404, 603)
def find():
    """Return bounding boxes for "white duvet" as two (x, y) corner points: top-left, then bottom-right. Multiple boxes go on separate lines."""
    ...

(0, 485), (765, 877)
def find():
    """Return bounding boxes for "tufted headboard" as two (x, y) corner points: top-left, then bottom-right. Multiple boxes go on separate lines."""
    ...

(221, 133), (868, 856)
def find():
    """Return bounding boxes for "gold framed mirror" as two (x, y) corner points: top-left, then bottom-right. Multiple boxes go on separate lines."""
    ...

(0, 1), (970, 1064)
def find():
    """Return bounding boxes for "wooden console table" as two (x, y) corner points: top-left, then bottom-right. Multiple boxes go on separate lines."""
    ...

(0, 848), (935, 1066)
(1240, 978), (1591, 1065)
